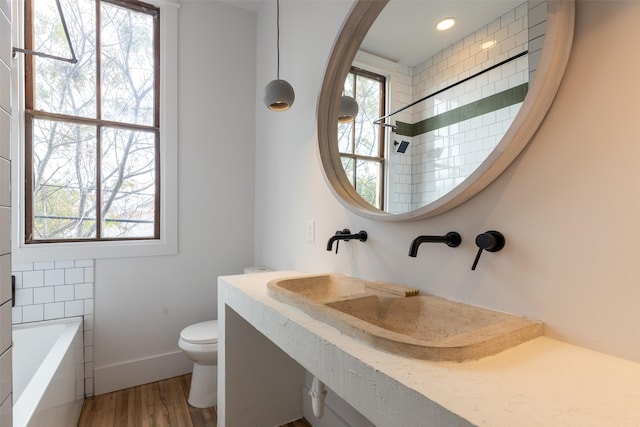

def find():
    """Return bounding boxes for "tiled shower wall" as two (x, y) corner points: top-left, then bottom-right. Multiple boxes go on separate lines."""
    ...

(385, 1), (547, 213)
(12, 259), (95, 396)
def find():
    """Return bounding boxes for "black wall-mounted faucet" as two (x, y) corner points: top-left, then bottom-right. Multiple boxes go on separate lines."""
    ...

(408, 232), (461, 257)
(327, 229), (368, 254)
(471, 230), (505, 270)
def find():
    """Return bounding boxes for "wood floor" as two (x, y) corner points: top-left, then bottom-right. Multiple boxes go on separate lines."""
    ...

(77, 374), (312, 427)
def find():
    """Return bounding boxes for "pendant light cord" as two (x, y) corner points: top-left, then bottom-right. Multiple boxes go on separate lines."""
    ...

(276, 0), (281, 79)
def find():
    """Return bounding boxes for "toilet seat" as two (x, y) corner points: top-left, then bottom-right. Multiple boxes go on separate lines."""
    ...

(180, 320), (218, 345)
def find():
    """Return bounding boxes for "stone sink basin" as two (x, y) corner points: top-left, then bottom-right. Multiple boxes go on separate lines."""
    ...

(267, 273), (542, 362)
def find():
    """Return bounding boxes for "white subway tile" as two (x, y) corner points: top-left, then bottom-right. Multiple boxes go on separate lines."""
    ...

(12, 263), (32, 272)
(65, 268), (84, 284)
(54, 260), (74, 269)
(54, 285), (74, 302)
(75, 283), (93, 299)
(44, 269), (65, 286)
(65, 300), (83, 317)
(33, 261), (55, 270)
(11, 307), (22, 324)
(44, 302), (64, 320)
(22, 271), (44, 288)
(84, 362), (93, 378)
(33, 287), (54, 304)
(85, 377), (94, 396)
(75, 259), (93, 268)
(14, 288), (32, 306)
(12, 273), (22, 289)
(84, 299), (94, 315)
(83, 314), (94, 330)
(83, 267), (94, 282)
(22, 304), (44, 322)
(84, 330), (93, 346)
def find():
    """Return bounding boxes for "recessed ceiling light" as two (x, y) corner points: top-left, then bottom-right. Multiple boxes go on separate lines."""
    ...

(436, 18), (456, 31)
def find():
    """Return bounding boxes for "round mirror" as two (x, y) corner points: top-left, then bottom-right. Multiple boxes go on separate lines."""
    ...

(317, 0), (574, 221)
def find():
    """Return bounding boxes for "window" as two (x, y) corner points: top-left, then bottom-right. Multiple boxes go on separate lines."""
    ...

(24, 0), (160, 243)
(338, 67), (386, 209)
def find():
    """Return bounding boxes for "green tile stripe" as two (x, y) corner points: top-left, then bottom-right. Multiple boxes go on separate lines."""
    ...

(395, 83), (528, 137)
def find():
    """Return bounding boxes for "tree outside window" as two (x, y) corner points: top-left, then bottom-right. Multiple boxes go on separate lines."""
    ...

(338, 67), (385, 209)
(25, 0), (159, 243)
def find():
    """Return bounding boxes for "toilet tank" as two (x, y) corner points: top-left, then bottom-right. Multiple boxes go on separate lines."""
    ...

(244, 266), (271, 274)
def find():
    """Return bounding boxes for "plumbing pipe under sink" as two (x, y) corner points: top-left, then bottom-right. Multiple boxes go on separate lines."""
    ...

(309, 376), (327, 418)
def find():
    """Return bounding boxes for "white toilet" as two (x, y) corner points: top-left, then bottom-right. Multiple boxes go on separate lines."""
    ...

(179, 266), (270, 408)
(178, 320), (218, 408)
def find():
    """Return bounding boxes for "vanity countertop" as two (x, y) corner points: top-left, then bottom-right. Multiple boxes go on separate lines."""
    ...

(219, 271), (640, 427)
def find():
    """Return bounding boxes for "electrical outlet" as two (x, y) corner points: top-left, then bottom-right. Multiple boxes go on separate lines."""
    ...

(306, 220), (315, 243)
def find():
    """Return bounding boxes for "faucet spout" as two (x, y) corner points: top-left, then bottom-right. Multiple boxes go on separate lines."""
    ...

(408, 231), (461, 257)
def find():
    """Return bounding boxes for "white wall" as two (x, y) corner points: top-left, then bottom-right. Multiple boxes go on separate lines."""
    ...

(93, 1), (257, 394)
(255, 0), (640, 370)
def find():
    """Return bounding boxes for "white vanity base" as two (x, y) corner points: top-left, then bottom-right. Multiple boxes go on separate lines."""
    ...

(218, 271), (640, 427)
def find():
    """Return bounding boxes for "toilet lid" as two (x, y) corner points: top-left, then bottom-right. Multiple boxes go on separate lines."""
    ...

(180, 320), (218, 344)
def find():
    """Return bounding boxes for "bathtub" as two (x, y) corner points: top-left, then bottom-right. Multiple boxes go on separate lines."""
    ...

(12, 317), (85, 427)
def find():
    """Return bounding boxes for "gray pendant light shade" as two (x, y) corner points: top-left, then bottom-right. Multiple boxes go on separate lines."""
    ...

(265, 0), (294, 112)
(338, 95), (359, 123)
(264, 79), (295, 111)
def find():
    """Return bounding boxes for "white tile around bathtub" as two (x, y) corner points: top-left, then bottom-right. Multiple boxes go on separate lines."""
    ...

(75, 259), (93, 268)
(84, 299), (94, 315)
(14, 288), (33, 306)
(22, 304), (43, 322)
(44, 268), (65, 286)
(54, 284), (74, 301)
(11, 307), (21, 324)
(12, 263), (33, 272)
(65, 267), (84, 284)
(33, 261), (55, 270)
(83, 266), (94, 281)
(83, 314), (94, 330)
(65, 300), (83, 317)
(44, 302), (64, 320)
(75, 283), (93, 299)
(22, 270), (44, 288)
(84, 330), (93, 346)
(54, 260), (74, 269)
(84, 361), (93, 379)
(33, 286), (54, 304)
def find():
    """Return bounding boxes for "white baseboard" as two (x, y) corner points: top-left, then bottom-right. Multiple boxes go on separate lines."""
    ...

(94, 350), (193, 395)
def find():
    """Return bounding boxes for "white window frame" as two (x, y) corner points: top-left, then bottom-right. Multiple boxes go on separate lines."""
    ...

(11, 0), (178, 262)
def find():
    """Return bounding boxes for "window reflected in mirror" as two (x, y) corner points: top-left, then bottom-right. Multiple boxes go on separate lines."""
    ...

(338, 68), (386, 209)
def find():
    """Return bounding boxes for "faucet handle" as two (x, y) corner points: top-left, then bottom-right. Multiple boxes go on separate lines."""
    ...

(333, 229), (350, 253)
(471, 231), (505, 270)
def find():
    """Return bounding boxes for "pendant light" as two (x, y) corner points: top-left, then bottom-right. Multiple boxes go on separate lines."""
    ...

(338, 95), (358, 123)
(264, 0), (295, 111)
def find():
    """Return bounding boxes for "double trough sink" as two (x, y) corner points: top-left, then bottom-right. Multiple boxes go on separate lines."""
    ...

(267, 274), (542, 362)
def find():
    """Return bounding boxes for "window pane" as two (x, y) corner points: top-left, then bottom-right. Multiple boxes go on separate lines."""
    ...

(33, 0), (96, 118)
(101, 2), (155, 125)
(354, 75), (381, 157)
(101, 128), (156, 238)
(337, 121), (353, 153)
(355, 159), (381, 208)
(32, 119), (97, 239)
(341, 156), (354, 185)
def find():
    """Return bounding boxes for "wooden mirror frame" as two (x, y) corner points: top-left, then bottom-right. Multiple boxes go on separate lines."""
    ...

(317, 0), (575, 221)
